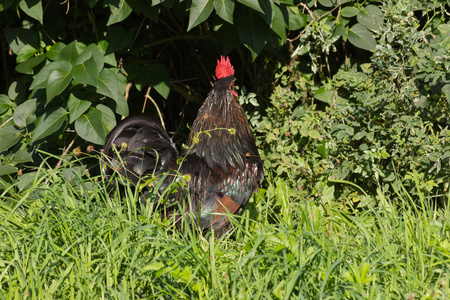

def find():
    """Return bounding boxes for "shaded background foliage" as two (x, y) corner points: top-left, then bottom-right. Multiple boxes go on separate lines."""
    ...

(0, 0), (449, 204)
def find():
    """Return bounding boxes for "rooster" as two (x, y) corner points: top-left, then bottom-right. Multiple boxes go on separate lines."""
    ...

(101, 56), (264, 234)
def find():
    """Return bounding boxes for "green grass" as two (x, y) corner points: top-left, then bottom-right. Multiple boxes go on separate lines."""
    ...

(1, 156), (449, 299)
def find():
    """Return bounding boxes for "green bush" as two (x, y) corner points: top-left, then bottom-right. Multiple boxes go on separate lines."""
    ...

(255, 1), (449, 207)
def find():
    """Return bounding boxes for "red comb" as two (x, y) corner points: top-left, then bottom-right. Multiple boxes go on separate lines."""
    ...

(215, 56), (235, 79)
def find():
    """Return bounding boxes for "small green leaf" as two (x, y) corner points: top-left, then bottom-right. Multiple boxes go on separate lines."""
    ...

(19, 0), (43, 24)
(32, 107), (68, 142)
(15, 54), (46, 74)
(107, 0), (133, 25)
(72, 56), (99, 87)
(59, 41), (84, 65)
(67, 93), (92, 123)
(16, 44), (39, 63)
(282, 6), (306, 31)
(105, 26), (135, 52)
(188, 0), (214, 31)
(46, 42), (66, 61)
(147, 63), (171, 99)
(213, 0), (234, 24)
(31, 61), (71, 90)
(3, 28), (39, 55)
(0, 165), (18, 176)
(46, 65), (73, 102)
(97, 68), (119, 101)
(10, 149), (33, 164)
(13, 99), (37, 128)
(314, 87), (333, 104)
(318, 0), (350, 7)
(357, 5), (383, 31)
(271, 3), (286, 40)
(0, 95), (11, 115)
(75, 106), (116, 144)
(97, 41), (116, 67)
(348, 24), (377, 52)
(341, 6), (359, 18)
(237, 0), (263, 13)
(0, 123), (22, 152)
(442, 84), (450, 102)
(237, 15), (269, 60)
(0, 0), (15, 11)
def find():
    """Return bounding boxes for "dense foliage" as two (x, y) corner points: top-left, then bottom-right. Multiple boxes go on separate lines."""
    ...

(0, 0), (449, 298)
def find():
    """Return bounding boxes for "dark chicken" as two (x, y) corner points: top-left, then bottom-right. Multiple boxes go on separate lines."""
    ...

(102, 56), (264, 234)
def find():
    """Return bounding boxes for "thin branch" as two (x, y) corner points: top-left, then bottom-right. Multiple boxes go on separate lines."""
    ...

(60, 0), (70, 14)
(54, 138), (76, 170)
(1, 116), (13, 128)
(144, 86), (166, 130)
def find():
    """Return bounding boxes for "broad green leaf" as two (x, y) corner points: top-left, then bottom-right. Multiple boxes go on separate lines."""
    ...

(271, 3), (286, 40)
(16, 44), (39, 63)
(18, 172), (38, 191)
(237, 15), (269, 61)
(59, 41), (85, 65)
(97, 41), (116, 67)
(213, 0), (234, 24)
(10, 149), (33, 164)
(3, 28), (39, 55)
(259, 0), (272, 26)
(111, 72), (129, 116)
(98, 68), (119, 101)
(282, 6), (306, 31)
(348, 24), (376, 52)
(314, 87), (333, 104)
(86, 44), (104, 73)
(237, 0), (263, 13)
(75, 106), (116, 144)
(318, 0), (350, 7)
(147, 63), (170, 99)
(0, 0), (15, 11)
(0, 165), (18, 176)
(13, 99), (37, 127)
(97, 104), (117, 133)
(341, 6), (359, 18)
(278, 0), (293, 4)
(0, 95), (11, 114)
(46, 42), (66, 61)
(15, 54), (46, 74)
(32, 107), (68, 142)
(67, 93), (92, 123)
(442, 84), (450, 102)
(214, 22), (241, 54)
(357, 5), (383, 31)
(19, 0), (43, 24)
(72, 56), (99, 87)
(107, 0), (133, 25)
(46, 64), (73, 102)
(8, 77), (31, 105)
(321, 184), (335, 204)
(105, 26), (135, 52)
(188, 0), (214, 31)
(132, 0), (159, 21)
(0, 123), (23, 151)
(31, 61), (71, 90)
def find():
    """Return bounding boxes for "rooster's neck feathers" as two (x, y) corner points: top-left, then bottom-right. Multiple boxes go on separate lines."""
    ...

(187, 76), (258, 171)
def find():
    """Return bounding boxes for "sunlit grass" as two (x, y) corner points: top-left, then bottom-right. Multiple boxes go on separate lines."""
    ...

(0, 155), (449, 299)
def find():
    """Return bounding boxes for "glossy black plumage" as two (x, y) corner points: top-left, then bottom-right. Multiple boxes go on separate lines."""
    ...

(102, 75), (264, 234)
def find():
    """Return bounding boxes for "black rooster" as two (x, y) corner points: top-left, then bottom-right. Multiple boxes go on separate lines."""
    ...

(101, 56), (264, 234)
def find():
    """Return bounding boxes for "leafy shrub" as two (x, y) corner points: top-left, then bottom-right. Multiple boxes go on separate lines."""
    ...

(255, 1), (449, 207)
